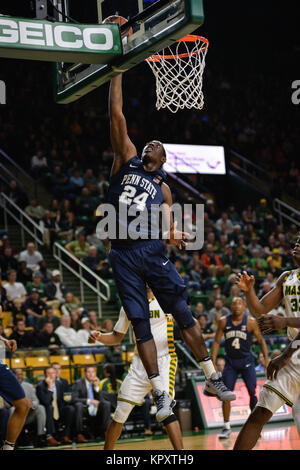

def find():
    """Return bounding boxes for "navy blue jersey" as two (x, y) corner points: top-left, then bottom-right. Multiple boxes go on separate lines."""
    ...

(224, 314), (253, 360)
(0, 363), (25, 404)
(107, 156), (166, 248)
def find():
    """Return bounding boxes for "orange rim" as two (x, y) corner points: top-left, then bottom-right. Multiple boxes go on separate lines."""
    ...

(146, 35), (209, 62)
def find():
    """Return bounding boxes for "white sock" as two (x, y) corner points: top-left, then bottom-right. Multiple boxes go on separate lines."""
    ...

(2, 440), (15, 450)
(150, 375), (163, 392)
(199, 358), (216, 379)
(224, 421), (231, 430)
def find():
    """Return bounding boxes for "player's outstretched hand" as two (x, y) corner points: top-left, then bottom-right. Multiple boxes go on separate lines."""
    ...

(267, 353), (291, 381)
(168, 221), (190, 251)
(257, 314), (287, 334)
(236, 271), (255, 292)
(88, 331), (102, 344)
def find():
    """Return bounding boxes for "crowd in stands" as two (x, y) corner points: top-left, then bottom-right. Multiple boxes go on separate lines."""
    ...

(1, 187), (296, 354)
(1, 55), (299, 447)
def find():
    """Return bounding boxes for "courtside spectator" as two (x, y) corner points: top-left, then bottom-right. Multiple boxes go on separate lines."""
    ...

(36, 366), (75, 445)
(9, 369), (47, 447)
(71, 366), (111, 442)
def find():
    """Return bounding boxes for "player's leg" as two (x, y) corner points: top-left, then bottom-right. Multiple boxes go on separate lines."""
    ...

(104, 419), (126, 450)
(109, 248), (159, 377)
(158, 355), (184, 449)
(218, 360), (237, 439)
(233, 405), (272, 450)
(4, 397), (31, 449)
(234, 383), (289, 450)
(146, 251), (235, 401)
(105, 361), (150, 449)
(292, 396), (300, 435)
(109, 248), (173, 420)
(164, 416), (184, 450)
(240, 361), (258, 411)
(0, 364), (30, 450)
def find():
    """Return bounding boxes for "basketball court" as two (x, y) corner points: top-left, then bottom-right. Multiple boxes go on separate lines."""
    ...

(41, 422), (299, 451)
(0, 0), (299, 456)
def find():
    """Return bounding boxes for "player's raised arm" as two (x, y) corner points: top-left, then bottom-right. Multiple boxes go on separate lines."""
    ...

(237, 270), (287, 318)
(109, 75), (137, 176)
(211, 316), (226, 367)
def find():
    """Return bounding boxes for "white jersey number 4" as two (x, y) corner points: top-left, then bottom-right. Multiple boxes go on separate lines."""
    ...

(232, 338), (240, 350)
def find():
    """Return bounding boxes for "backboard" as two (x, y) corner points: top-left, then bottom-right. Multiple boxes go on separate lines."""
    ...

(55, 0), (204, 104)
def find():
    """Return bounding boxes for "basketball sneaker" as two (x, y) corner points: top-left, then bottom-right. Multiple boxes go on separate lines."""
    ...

(152, 389), (176, 422)
(204, 372), (236, 401)
(218, 428), (232, 439)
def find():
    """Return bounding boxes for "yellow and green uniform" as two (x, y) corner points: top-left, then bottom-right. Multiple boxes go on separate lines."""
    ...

(113, 297), (177, 405)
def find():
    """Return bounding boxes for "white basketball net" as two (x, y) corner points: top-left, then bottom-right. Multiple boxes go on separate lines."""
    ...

(146, 35), (209, 114)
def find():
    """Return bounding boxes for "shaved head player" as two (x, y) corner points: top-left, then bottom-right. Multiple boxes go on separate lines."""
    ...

(102, 66), (235, 423)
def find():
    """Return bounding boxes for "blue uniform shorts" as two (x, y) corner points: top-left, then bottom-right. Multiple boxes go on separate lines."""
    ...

(0, 363), (25, 404)
(222, 356), (257, 395)
(109, 240), (195, 329)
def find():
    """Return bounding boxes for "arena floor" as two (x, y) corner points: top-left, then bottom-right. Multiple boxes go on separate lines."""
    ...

(32, 422), (299, 451)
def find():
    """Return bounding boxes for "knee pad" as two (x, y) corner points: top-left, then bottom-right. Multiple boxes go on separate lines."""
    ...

(162, 413), (178, 426)
(113, 400), (135, 424)
(131, 318), (153, 344)
(172, 297), (196, 330)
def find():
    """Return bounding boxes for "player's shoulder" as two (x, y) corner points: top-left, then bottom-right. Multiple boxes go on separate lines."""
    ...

(277, 269), (294, 287)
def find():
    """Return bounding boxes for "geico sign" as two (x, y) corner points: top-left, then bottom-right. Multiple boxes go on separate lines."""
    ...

(0, 19), (114, 51)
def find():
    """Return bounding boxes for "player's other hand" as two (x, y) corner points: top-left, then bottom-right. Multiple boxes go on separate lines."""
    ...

(236, 271), (255, 292)
(258, 314), (287, 334)
(267, 353), (290, 381)
(6, 339), (17, 352)
(88, 331), (101, 344)
(168, 221), (190, 251)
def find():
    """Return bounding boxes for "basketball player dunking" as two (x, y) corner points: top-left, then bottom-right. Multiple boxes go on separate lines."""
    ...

(104, 72), (235, 422)
(211, 297), (269, 439)
(233, 236), (300, 449)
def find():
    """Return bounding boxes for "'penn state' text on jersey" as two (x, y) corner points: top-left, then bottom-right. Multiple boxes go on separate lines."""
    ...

(107, 156), (167, 248)
(224, 314), (253, 360)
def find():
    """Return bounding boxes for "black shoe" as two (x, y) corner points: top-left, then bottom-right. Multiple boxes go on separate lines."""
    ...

(36, 435), (48, 448)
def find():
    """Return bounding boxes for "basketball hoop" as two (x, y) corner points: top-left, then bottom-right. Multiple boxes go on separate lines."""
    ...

(146, 35), (209, 113)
